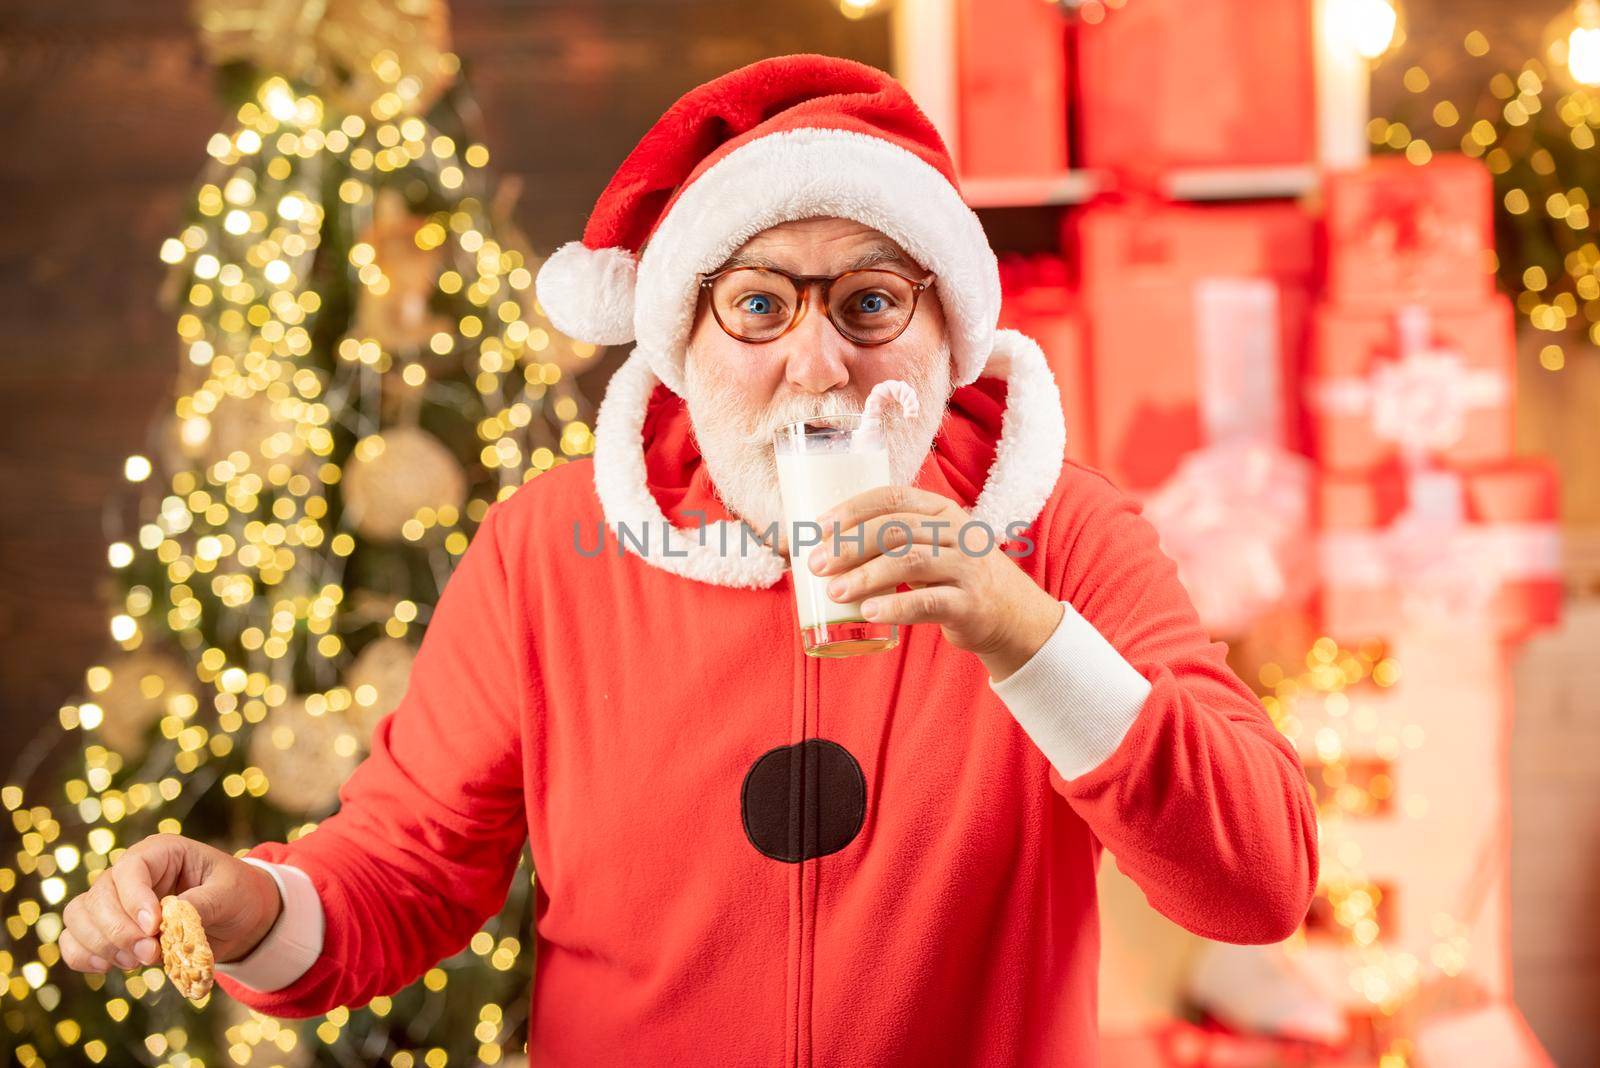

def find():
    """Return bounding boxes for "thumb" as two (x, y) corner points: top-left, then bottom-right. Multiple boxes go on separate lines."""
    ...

(176, 880), (233, 929)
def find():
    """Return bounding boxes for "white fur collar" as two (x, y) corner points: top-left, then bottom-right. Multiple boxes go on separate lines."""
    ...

(589, 328), (1067, 589)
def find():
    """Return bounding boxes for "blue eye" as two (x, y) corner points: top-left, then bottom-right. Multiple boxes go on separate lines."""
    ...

(853, 292), (895, 315)
(740, 294), (777, 315)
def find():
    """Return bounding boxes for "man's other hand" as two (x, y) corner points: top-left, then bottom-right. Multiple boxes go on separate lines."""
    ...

(59, 834), (281, 973)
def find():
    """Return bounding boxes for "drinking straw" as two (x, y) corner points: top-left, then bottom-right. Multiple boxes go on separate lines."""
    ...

(856, 379), (920, 449)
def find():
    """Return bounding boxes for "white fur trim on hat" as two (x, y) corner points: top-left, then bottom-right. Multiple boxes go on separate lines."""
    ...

(591, 348), (790, 589)
(535, 241), (638, 347)
(631, 127), (1001, 396)
(968, 329), (1069, 541)
(589, 326), (1066, 589)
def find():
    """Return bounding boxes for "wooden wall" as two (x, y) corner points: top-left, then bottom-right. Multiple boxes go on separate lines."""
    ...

(0, 0), (891, 748)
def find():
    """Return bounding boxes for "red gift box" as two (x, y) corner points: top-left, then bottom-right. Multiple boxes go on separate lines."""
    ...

(1323, 155), (1498, 304)
(1070, 201), (1314, 492)
(956, 0), (1070, 179)
(1073, 0), (1314, 171)
(1073, 196), (1316, 283)
(1316, 457), (1563, 644)
(998, 254), (1094, 464)
(1307, 297), (1517, 472)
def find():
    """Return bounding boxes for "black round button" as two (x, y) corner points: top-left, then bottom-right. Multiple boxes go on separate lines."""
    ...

(741, 738), (867, 863)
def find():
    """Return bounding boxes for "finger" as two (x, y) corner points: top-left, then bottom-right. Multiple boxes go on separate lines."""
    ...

(65, 889), (127, 969)
(861, 583), (967, 625)
(62, 897), (107, 966)
(110, 848), (164, 941)
(824, 543), (962, 604)
(815, 484), (956, 536)
(81, 880), (151, 969)
(58, 927), (109, 973)
(809, 511), (966, 574)
(114, 838), (184, 965)
(67, 897), (133, 970)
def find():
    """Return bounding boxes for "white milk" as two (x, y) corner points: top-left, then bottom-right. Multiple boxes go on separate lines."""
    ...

(775, 443), (894, 629)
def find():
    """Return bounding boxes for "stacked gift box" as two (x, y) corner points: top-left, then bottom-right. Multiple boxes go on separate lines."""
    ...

(959, 2), (1566, 1065)
(1067, 198), (1313, 491)
(954, 0), (1071, 180)
(965, 8), (1563, 650)
(1072, 0), (1316, 174)
(1065, 197), (1322, 637)
(1308, 156), (1563, 646)
(955, 0), (1316, 181)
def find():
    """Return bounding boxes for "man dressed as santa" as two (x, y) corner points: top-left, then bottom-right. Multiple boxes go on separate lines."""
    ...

(61, 54), (1318, 1067)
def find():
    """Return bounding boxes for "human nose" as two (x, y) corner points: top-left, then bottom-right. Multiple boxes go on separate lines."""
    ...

(780, 281), (852, 394)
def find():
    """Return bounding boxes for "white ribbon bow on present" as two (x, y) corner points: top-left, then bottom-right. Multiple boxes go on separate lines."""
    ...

(1311, 305), (1509, 457)
(1381, 468), (1504, 620)
(1318, 466), (1563, 625)
(1142, 437), (1316, 635)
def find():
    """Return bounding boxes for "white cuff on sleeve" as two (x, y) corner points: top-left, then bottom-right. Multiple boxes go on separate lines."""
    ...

(988, 599), (1152, 781)
(214, 858), (325, 992)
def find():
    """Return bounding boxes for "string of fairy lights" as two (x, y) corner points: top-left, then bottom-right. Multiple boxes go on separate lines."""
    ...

(3, 53), (594, 1067)
(1364, 6), (1600, 375)
(1251, 637), (1496, 1065)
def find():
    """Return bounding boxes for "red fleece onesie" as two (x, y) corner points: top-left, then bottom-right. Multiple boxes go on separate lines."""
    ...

(215, 336), (1320, 1066)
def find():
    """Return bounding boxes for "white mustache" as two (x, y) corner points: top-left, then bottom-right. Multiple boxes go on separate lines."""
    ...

(682, 339), (954, 535)
(737, 391), (864, 448)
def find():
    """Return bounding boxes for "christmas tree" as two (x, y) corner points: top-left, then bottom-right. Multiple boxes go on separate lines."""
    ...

(1372, 13), (1600, 373)
(2, 3), (596, 1064)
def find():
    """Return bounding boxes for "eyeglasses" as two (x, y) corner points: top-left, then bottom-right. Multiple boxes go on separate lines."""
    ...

(697, 265), (937, 346)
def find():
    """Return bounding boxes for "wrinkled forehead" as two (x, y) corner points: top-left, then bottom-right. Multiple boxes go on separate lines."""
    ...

(715, 221), (925, 276)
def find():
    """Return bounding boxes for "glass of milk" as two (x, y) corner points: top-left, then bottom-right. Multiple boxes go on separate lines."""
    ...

(773, 413), (900, 657)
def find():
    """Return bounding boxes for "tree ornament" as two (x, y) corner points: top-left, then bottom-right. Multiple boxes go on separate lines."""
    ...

(344, 636), (417, 744)
(194, 0), (455, 113)
(248, 696), (362, 816)
(341, 425), (468, 540)
(89, 649), (197, 759)
(351, 188), (455, 354)
(166, 385), (316, 477)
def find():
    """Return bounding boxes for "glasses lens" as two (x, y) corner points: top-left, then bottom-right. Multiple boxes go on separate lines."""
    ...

(709, 268), (799, 341)
(827, 270), (918, 343)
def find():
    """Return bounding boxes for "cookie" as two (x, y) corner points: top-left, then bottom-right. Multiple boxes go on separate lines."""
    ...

(158, 895), (214, 1000)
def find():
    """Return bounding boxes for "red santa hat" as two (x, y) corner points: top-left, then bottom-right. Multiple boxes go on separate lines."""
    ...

(534, 53), (1002, 395)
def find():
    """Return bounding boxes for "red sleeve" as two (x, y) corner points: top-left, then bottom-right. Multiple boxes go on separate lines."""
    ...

(1050, 483), (1320, 945)
(216, 499), (532, 1015)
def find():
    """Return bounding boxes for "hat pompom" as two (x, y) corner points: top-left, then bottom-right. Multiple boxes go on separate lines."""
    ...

(535, 241), (638, 346)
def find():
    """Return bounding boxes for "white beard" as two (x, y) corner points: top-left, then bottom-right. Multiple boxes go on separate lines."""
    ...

(680, 340), (955, 537)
